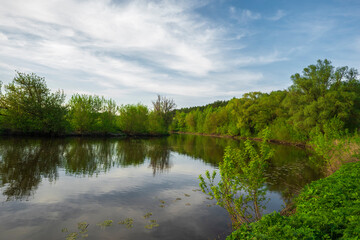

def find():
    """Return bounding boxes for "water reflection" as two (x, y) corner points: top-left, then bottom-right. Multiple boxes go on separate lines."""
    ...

(0, 138), (63, 200)
(0, 135), (321, 203)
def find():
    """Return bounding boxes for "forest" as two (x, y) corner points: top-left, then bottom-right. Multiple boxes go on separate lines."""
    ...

(171, 59), (360, 143)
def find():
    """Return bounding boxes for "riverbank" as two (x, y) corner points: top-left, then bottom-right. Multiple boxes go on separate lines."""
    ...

(0, 130), (169, 138)
(172, 131), (308, 148)
(227, 160), (360, 239)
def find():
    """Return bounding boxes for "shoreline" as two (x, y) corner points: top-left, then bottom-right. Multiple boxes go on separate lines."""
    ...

(171, 131), (308, 148)
(0, 130), (307, 148)
(0, 131), (170, 138)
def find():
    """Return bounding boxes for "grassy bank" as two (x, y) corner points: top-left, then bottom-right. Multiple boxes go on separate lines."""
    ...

(227, 160), (360, 239)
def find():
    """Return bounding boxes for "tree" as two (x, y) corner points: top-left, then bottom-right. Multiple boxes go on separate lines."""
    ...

(67, 94), (118, 133)
(199, 129), (273, 229)
(285, 59), (360, 134)
(152, 94), (176, 129)
(67, 94), (103, 133)
(0, 71), (67, 134)
(118, 104), (149, 134)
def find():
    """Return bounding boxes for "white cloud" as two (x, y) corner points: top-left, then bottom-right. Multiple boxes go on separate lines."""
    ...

(268, 10), (286, 21)
(230, 7), (261, 23)
(234, 51), (288, 66)
(0, 32), (8, 41)
(0, 0), (287, 107)
(0, 0), (219, 76)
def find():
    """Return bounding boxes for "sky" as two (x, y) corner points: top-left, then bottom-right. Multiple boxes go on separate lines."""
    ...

(0, 0), (359, 108)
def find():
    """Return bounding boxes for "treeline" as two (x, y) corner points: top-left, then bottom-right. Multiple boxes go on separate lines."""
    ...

(171, 59), (360, 142)
(0, 72), (175, 135)
(1, 59), (359, 139)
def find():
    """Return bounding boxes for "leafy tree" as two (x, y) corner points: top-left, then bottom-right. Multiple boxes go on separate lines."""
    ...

(98, 98), (118, 133)
(118, 104), (149, 134)
(148, 111), (167, 134)
(0, 71), (67, 134)
(285, 59), (360, 134)
(152, 94), (176, 129)
(170, 111), (186, 132)
(199, 129), (273, 229)
(67, 94), (117, 133)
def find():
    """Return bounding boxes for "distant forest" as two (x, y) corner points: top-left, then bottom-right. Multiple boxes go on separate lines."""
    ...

(171, 59), (360, 142)
(0, 59), (359, 141)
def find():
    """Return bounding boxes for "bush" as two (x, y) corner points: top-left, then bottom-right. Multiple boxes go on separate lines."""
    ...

(227, 161), (360, 239)
(199, 129), (273, 229)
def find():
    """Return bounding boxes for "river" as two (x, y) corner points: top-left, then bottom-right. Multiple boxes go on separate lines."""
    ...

(0, 134), (322, 240)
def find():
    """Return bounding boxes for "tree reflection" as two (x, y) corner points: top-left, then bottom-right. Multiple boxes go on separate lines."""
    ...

(115, 139), (147, 167)
(0, 137), (65, 200)
(0, 135), (323, 202)
(146, 138), (172, 175)
(64, 138), (117, 176)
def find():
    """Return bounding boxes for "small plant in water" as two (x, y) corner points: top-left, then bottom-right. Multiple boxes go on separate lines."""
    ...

(143, 212), (153, 219)
(97, 220), (113, 229)
(199, 128), (273, 229)
(145, 219), (160, 229)
(62, 221), (89, 239)
(118, 218), (134, 229)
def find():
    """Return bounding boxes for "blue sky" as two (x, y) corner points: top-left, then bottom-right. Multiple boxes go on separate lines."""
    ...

(0, 0), (359, 108)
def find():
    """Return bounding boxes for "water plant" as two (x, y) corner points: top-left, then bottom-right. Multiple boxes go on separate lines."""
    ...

(145, 219), (160, 229)
(97, 220), (113, 229)
(62, 221), (89, 239)
(118, 218), (134, 229)
(143, 212), (153, 219)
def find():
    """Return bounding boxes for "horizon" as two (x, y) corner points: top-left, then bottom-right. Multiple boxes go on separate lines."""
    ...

(0, 0), (359, 108)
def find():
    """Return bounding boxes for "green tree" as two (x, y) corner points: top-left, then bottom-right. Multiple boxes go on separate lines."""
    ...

(285, 59), (360, 135)
(152, 94), (176, 130)
(199, 129), (274, 229)
(97, 98), (118, 133)
(67, 94), (118, 133)
(118, 104), (149, 134)
(0, 72), (67, 134)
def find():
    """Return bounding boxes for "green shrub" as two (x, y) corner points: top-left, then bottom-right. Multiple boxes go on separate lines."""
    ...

(227, 161), (360, 239)
(199, 128), (273, 229)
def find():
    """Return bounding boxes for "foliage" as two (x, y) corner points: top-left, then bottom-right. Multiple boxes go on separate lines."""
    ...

(0, 71), (68, 134)
(67, 94), (118, 133)
(172, 59), (360, 142)
(227, 161), (360, 240)
(0, 72), (175, 136)
(152, 94), (176, 130)
(309, 120), (360, 175)
(148, 111), (168, 134)
(199, 128), (274, 229)
(118, 104), (149, 134)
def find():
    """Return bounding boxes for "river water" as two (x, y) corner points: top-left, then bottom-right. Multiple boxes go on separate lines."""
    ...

(0, 135), (322, 240)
